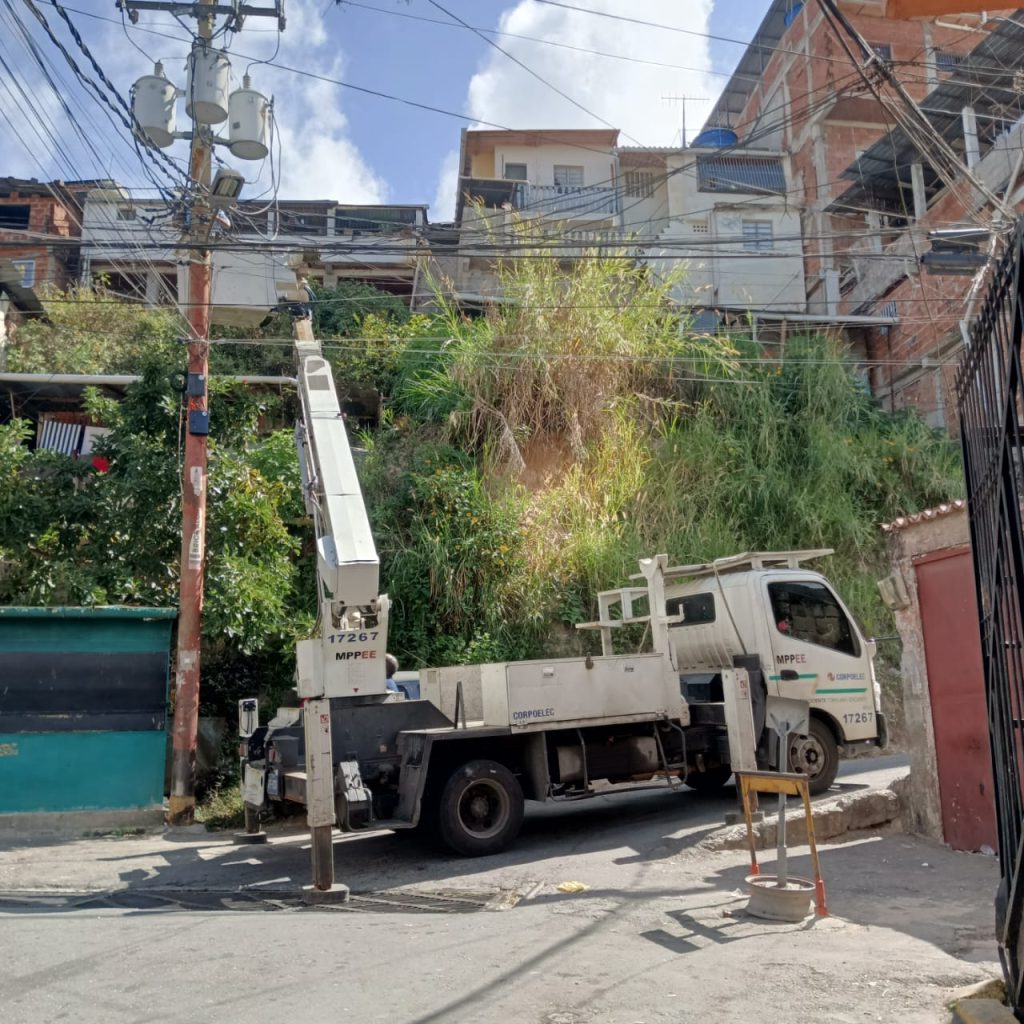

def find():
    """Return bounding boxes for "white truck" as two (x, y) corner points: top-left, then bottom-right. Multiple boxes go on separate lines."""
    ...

(239, 321), (886, 887)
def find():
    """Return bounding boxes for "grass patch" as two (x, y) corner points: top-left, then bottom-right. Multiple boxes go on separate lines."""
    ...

(196, 786), (245, 831)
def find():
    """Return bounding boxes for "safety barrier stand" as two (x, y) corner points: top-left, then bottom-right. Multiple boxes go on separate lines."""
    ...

(736, 769), (828, 918)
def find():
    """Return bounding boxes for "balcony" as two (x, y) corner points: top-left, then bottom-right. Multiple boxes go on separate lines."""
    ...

(459, 178), (620, 222)
(521, 183), (619, 218)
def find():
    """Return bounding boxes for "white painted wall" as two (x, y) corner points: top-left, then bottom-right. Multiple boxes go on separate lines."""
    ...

(647, 150), (806, 312)
(491, 143), (616, 189)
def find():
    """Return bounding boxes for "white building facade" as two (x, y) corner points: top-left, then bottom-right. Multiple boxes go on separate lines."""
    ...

(448, 128), (807, 317)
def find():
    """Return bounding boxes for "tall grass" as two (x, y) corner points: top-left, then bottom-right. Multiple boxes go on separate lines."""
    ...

(362, 244), (962, 670)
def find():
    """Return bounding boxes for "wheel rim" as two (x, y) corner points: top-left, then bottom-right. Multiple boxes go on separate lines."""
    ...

(790, 734), (826, 780)
(456, 779), (509, 839)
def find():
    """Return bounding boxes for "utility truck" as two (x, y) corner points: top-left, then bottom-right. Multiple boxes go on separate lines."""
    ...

(239, 320), (886, 888)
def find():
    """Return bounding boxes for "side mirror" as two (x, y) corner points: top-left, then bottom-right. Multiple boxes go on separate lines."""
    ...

(865, 638), (878, 659)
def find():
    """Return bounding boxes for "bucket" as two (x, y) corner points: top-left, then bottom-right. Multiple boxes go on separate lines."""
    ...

(745, 874), (814, 922)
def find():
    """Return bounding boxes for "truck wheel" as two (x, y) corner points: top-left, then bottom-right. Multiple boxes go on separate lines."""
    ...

(437, 759), (524, 857)
(790, 718), (839, 795)
(685, 764), (733, 793)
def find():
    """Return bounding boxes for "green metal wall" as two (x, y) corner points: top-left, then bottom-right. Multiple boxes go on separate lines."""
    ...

(0, 607), (175, 815)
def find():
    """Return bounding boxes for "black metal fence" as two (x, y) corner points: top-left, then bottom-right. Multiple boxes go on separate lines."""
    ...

(958, 221), (1024, 1014)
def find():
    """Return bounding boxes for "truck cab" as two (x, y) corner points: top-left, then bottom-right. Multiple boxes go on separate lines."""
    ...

(662, 551), (886, 791)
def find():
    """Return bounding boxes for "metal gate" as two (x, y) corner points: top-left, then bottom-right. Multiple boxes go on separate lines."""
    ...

(913, 547), (997, 852)
(957, 221), (1024, 1012)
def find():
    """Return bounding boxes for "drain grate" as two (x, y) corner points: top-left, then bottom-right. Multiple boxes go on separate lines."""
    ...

(331, 888), (500, 914)
(0, 886), (513, 914)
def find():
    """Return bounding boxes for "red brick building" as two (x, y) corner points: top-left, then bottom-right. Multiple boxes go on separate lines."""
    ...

(701, 2), (1016, 430)
(0, 177), (110, 292)
(703, 0), (995, 316)
(830, 13), (1024, 430)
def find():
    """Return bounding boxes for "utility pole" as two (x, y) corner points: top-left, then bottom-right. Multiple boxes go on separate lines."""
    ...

(170, 0), (214, 826)
(122, 0), (283, 824)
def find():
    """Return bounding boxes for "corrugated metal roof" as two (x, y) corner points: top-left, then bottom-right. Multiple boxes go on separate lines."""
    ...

(881, 500), (966, 532)
(832, 13), (1024, 213)
(701, 0), (793, 129)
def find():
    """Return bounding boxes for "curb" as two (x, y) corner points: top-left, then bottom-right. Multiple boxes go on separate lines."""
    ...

(703, 781), (904, 852)
(952, 999), (1017, 1024)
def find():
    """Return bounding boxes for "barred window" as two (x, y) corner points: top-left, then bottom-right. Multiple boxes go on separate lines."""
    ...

(624, 170), (655, 198)
(742, 220), (773, 251)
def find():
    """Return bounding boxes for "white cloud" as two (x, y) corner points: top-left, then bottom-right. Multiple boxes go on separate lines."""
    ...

(432, 0), (716, 221)
(432, 148), (461, 222)
(270, 60), (387, 202)
(466, 0), (716, 143)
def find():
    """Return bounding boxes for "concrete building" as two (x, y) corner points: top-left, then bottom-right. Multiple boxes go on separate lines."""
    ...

(828, 14), (1024, 430)
(0, 177), (108, 292)
(79, 190), (431, 325)
(448, 128), (806, 317)
(618, 145), (806, 315)
(699, 0), (998, 315)
(449, 128), (621, 302)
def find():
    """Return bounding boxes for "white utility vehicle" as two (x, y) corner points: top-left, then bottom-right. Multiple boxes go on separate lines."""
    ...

(238, 319), (886, 889)
(582, 551), (886, 795)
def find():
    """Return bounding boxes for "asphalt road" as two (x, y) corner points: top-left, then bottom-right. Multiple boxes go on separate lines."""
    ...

(0, 751), (1005, 1024)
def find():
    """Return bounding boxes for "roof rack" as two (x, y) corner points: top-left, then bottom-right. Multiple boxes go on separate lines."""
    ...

(628, 549), (834, 583)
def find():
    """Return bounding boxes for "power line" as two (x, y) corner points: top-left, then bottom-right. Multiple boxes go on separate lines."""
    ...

(424, 0), (643, 146)
(22, 0), (188, 192)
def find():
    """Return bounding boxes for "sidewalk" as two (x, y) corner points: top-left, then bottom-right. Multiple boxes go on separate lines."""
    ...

(0, 775), (1004, 1024)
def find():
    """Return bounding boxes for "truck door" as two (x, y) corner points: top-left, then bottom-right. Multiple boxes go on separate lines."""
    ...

(763, 576), (876, 742)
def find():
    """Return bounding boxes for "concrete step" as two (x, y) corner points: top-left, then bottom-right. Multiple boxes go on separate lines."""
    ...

(951, 998), (1017, 1024)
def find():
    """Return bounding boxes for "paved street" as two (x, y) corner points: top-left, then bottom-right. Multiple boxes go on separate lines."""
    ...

(0, 755), (1002, 1024)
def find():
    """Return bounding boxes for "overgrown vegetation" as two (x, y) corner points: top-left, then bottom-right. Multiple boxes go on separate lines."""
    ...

(1, 258), (963, 772)
(360, 247), (962, 670)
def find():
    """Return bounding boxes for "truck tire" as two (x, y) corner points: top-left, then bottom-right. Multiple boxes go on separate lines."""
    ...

(437, 759), (524, 857)
(790, 718), (839, 795)
(684, 764), (733, 793)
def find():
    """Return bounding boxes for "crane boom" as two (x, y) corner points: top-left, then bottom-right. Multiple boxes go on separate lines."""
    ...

(292, 321), (389, 701)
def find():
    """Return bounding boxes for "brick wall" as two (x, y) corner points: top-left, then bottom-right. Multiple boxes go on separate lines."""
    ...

(0, 187), (82, 290)
(721, 4), (1011, 430)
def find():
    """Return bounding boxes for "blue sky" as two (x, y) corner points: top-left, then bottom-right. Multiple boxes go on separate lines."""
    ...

(2, 1), (771, 220)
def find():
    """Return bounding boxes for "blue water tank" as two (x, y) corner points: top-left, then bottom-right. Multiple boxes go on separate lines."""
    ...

(784, 2), (803, 27)
(692, 127), (738, 148)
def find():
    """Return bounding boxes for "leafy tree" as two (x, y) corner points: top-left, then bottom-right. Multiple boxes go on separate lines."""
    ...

(6, 286), (180, 373)
(311, 279), (409, 338)
(0, 344), (313, 725)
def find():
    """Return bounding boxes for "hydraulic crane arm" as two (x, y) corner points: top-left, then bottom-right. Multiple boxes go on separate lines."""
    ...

(292, 320), (389, 700)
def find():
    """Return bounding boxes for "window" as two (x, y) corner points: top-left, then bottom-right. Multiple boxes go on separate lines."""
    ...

(11, 258), (35, 288)
(666, 592), (716, 625)
(278, 209), (328, 235)
(696, 156), (786, 195)
(935, 50), (965, 73)
(870, 43), (892, 60)
(504, 162), (528, 181)
(0, 204), (30, 230)
(768, 581), (860, 657)
(335, 206), (419, 234)
(624, 170), (655, 198)
(553, 164), (584, 188)
(742, 220), (773, 251)
(116, 206), (136, 221)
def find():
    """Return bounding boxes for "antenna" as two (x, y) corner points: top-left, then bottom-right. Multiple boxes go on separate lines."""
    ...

(661, 95), (711, 147)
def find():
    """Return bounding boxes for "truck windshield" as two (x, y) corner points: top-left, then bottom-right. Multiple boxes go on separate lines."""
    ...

(768, 581), (860, 657)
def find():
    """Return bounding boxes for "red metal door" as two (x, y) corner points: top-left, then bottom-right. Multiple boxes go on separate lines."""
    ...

(914, 547), (997, 851)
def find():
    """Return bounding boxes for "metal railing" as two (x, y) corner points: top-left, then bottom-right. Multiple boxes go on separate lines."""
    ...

(518, 183), (620, 218)
(957, 219), (1024, 1013)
